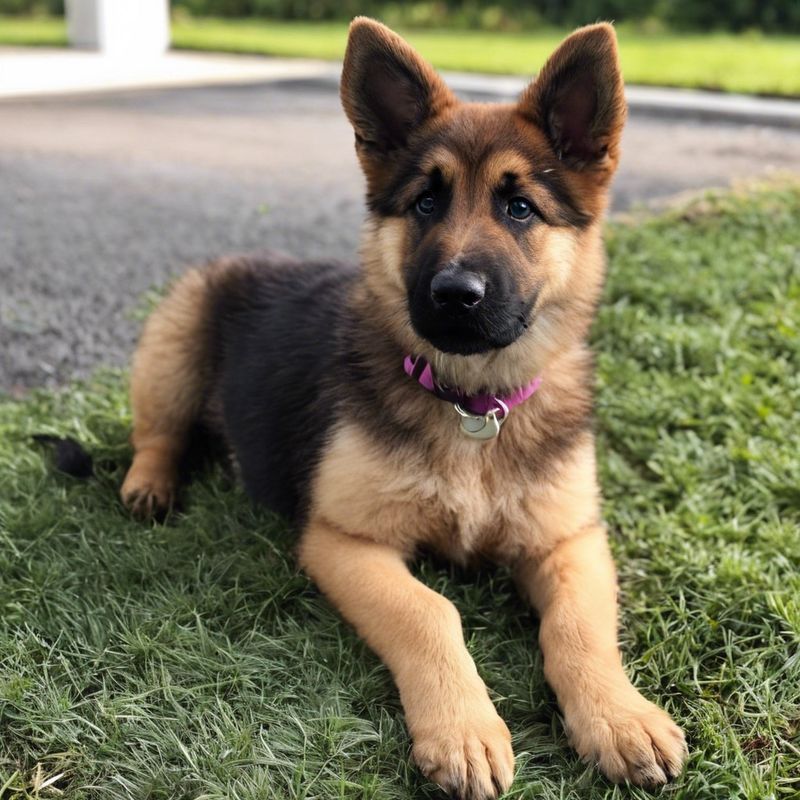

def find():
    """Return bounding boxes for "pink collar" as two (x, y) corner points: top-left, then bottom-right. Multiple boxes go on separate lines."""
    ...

(403, 354), (542, 420)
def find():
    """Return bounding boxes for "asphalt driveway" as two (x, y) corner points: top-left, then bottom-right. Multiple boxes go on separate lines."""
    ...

(2, 78), (800, 392)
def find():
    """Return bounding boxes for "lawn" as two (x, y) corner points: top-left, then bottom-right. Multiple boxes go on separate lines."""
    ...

(2, 15), (800, 97)
(0, 14), (65, 46)
(1, 182), (799, 799)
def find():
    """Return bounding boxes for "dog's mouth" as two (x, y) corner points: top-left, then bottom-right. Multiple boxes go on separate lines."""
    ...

(407, 281), (536, 355)
(408, 304), (532, 356)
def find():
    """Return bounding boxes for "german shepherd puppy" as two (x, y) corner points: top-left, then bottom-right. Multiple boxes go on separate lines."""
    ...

(121, 18), (687, 797)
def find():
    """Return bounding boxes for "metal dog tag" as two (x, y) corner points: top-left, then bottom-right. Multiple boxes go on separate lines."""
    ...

(454, 404), (505, 440)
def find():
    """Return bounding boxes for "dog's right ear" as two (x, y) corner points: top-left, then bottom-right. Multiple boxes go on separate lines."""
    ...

(340, 17), (456, 154)
(517, 23), (626, 173)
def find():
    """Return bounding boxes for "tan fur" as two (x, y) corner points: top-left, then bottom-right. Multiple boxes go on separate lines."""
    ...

(307, 405), (686, 791)
(516, 527), (687, 784)
(122, 18), (686, 798)
(121, 267), (211, 515)
(481, 149), (535, 187)
(298, 520), (514, 798)
(311, 412), (599, 565)
(419, 145), (461, 183)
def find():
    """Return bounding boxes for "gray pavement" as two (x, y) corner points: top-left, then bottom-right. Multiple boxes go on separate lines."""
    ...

(2, 77), (800, 393)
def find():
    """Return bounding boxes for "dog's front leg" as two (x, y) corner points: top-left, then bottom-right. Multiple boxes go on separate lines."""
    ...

(299, 517), (514, 799)
(516, 525), (687, 787)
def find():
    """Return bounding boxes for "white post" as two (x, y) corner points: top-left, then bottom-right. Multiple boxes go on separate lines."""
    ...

(65, 0), (170, 56)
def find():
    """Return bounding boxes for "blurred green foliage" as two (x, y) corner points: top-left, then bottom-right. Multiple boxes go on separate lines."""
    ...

(0, 0), (61, 13)
(664, 0), (800, 31)
(169, 0), (800, 33)
(2, 0), (799, 33)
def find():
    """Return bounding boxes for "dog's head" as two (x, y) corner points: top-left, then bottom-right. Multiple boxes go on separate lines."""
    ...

(341, 19), (625, 390)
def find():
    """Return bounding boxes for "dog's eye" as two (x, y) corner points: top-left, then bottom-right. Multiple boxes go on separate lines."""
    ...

(507, 197), (534, 221)
(416, 192), (436, 215)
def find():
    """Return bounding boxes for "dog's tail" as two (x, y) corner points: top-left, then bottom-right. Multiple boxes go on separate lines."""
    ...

(32, 434), (94, 479)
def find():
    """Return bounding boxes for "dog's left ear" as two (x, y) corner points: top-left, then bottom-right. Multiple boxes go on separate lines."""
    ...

(340, 17), (456, 154)
(518, 23), (626, 172)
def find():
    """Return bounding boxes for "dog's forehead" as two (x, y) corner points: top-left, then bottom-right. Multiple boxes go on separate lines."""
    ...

(405, 105), (591, 228)
(419, 145), (539, 188)
(420, 103), (553, 184)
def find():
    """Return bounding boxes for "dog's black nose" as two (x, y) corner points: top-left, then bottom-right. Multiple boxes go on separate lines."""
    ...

(430, 271), (486, 310)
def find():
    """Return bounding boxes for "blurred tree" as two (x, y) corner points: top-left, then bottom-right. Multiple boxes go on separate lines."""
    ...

(168, 0), (800, 32)
(0, 0), (63, 11)
(661, 0), (800, 32)
(4, 0), (799, 33)
(173, 0), (252, 14)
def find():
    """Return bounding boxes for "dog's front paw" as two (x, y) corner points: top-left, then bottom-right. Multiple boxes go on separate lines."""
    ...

(567, 691), (687, 787)
(411, 698), (514, 799)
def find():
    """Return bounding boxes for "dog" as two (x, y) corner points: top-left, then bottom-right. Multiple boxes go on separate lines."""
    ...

(120, 18), (687, 797)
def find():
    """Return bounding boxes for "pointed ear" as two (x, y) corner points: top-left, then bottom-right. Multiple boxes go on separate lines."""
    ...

(340, 17), (456, 154)
(518, 23), (626, 172)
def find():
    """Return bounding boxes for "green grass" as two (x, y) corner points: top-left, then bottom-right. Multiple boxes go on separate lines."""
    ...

(0, 15), (65, 47)
(2, 15), (800, 96)
(1, 182), (799, 799)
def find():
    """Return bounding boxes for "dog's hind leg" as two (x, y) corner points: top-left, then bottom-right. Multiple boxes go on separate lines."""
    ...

(121, 268), (212, 517)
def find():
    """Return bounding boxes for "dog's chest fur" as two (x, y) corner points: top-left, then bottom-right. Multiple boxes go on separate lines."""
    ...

(312, 423), (513, 561)
(311, 418), (598, 565)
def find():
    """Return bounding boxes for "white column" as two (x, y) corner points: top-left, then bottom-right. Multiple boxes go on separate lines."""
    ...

(65, 0), (170, 56)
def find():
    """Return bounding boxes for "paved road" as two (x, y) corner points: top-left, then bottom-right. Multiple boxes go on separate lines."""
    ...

(2, 78), (800, 392)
